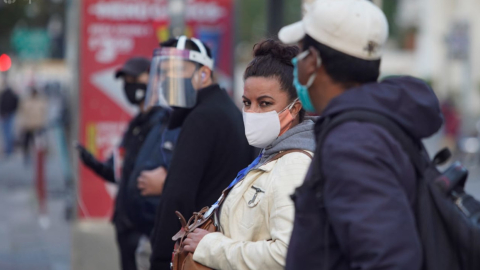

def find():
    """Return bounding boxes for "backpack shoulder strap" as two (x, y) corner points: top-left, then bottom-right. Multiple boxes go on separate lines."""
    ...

(318, 110), (428, 175)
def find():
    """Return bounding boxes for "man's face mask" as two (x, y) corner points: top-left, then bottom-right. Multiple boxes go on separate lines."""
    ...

(292, 50), (321, 113)
(124, 82), (147, 105)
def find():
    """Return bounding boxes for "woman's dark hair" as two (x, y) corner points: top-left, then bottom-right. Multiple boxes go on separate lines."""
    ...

(303, 35), (380, 89)
(244, 39), (305, 122)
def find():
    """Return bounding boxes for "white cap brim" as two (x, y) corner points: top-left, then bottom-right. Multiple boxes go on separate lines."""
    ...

(278, 21), (305, 45)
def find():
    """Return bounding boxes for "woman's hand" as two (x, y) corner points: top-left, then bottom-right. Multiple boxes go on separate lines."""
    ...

(183, 229), (212, 253)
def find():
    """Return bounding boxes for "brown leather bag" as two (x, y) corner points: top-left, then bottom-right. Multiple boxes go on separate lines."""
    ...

(171, 206), (219, 270)
(171, 149), (312, 270)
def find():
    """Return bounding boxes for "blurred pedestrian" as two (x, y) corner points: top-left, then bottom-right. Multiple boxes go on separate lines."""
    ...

(76, 57), (180, 270)
(278, 0), (443, 269)
(18, 87), (48, 164)
(0, 86), (19, 157)
(147, 36), (254, 270)
(183, 39), (315, 270)
(441, 97), (460, 152)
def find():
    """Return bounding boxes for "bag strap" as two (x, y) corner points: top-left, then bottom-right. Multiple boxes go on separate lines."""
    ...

(173, 149), (316, 244)
(174, 150), (314, 239)
(212, 149), (313, 215)
(268, 149), (313, 162)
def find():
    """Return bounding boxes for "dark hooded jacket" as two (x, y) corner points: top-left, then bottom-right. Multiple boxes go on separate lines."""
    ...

(286, 76), (443, 270)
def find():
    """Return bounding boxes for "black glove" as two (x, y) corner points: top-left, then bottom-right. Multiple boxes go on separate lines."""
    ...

(75, 143), (116, 183)
(76, 144), (98, 168)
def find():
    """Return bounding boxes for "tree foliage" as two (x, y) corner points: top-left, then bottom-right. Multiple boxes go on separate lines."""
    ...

(237, 0), (302, 43)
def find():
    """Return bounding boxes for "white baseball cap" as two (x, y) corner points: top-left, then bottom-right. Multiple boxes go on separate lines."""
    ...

(278, 0), (389, 60)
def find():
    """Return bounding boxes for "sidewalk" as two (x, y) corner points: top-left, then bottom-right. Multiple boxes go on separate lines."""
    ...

(0, 130), (120, 270)
(72, 220), (119, 270)
(0, 149), (70, 270)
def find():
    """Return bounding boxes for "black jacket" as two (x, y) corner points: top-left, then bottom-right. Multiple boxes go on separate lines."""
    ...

(149, 84), (254, 270)
(286, 77), (443, 270)
(82, 107), (180, 234)
(0, 88), (19, 117)
(122, 111), (181, 236)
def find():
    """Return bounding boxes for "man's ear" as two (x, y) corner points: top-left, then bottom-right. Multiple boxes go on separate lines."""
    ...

(298, 46), (320, 84)
(199, 66), (211, 84)
(306, 46), (320, 71)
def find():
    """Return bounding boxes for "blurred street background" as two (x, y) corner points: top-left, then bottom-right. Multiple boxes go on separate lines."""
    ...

(0, 0), (480, 269)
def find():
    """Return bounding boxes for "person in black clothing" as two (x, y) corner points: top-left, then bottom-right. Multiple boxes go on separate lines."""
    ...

(278, 0), (443, 269)
(0, 86), (19, 156)
(76, 57), (180, 270)
(147, 36), (253, 270)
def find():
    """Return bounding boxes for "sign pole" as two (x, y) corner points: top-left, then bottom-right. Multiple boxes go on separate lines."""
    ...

(267, 0), (284, 38)
(65, 0), (80, 221)
(169, 0), (187, 37)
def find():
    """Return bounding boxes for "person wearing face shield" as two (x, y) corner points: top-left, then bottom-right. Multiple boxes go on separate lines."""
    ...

(75, 57), (180, 270)
(177, 39), (317, 270)
(278, 0), (445, 269)
(147, 36), (254, 270)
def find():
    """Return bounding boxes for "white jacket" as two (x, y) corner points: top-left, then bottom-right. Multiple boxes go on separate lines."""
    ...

(193, 151), (312, 270)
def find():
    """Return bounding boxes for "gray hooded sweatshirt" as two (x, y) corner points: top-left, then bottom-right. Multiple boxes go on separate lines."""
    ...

(256, 116), (318, 167)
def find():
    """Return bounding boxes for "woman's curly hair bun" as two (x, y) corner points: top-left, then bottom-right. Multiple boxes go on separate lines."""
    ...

(252, 39), (299, 67)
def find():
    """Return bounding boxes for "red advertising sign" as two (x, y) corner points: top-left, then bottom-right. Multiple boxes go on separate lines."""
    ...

(79, 0), (233, 219)
(153, 0), (234, 93)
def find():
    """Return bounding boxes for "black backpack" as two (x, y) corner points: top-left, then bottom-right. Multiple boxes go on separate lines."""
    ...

(317, 110), (480, 270)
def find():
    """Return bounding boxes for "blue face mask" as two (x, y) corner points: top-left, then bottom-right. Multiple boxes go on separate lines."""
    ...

(292, 50), (320, 113)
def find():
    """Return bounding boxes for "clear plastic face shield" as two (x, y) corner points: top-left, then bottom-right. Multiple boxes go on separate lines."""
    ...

(144, 46), (214, 110)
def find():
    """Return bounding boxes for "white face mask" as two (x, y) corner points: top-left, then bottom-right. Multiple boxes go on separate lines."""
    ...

(242, 100), (297, 149)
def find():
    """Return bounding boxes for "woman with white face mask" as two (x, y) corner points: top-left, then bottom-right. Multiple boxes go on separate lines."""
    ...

(181, 39), (317, 270)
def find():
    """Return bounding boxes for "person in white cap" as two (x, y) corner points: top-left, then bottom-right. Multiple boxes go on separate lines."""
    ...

(279, 0), (444, 269)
